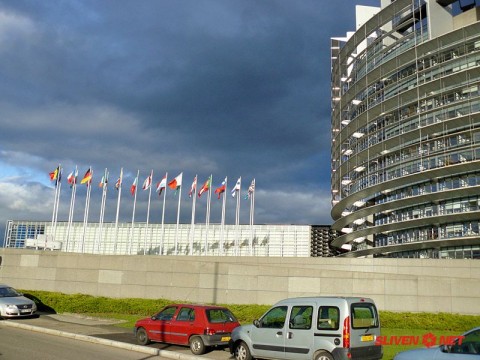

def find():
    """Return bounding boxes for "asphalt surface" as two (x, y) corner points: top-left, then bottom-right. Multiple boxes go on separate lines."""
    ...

(0, 313), (226, 360)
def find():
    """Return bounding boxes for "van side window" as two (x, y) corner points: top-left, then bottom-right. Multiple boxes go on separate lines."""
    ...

(260, 306), (288, 329)
(351, 303), (378, 329)
(317, 306), (339, 330)
(289, 306), (312, 330)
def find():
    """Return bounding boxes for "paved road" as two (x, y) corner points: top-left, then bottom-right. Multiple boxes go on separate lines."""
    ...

(1, 313), (233, 360)
(0, 325), (165, 360)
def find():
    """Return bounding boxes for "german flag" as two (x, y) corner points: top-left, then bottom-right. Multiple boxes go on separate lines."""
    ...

(80, 168), (92, 185)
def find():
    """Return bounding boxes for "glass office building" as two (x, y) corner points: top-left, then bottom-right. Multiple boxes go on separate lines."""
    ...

(3, 220), (329, 258)
(331, 0), (480, 258)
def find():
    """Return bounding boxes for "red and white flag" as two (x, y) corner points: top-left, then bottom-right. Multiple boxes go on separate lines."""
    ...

(156, 175), (167, 195)
(142, 173), (152, 190)
(189, 176), (197, 197)
(130, 176), (138, 196)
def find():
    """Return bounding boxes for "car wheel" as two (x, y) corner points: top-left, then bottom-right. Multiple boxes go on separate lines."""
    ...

(234, 341), (252, 360)
(314, 351), (334, 360)
(135, 327), (151, 345)
(189, 336), (206, 355)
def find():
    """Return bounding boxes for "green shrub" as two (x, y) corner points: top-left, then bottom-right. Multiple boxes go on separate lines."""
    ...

(380, 311), (480, 332)
(22, 290), (480, 332)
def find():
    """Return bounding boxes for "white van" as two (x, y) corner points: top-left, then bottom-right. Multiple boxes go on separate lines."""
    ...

(230, 296), (382, 360)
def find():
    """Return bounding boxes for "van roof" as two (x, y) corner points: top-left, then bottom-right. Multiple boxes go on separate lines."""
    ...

(274, 296), (376, 305)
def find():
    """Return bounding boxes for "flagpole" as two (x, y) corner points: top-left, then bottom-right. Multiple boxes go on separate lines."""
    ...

(96, 168), (108, 253)
(144, 169), (153, 255)
(235, 177), (241, 256)
(66, 166), (77, 252)
(53, 166), (62, 242)
(189, 175), (197, 255)
(51, 179), (57, 230)
(220, 177), (227, 255)
(50, 164), (61, 241)
(81, 167), (92, 253)
(205, 175), (212, 255)
(50, 166), (58, 230)
(129, 170), (139, 255)
(159, 172), (167, 255)
(113, 168), (123, 254)
(174, 173), (183, 255)
(249, 179), (255, 255)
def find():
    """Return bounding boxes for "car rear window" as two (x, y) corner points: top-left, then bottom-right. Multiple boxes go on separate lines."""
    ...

(351, 303), (379, 329)
(206, 308), (237, 323)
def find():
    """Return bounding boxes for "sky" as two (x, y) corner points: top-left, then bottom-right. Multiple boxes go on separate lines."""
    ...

(0, 0), (379, 242)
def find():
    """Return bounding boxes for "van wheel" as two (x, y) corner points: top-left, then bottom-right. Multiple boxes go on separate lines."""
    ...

(136, 327), (151, 345)
(315, 351), (334, 360)
(189, 336), (206, 355)
(234, 341), (252, 360)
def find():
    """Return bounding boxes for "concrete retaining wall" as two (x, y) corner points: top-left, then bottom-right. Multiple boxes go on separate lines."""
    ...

(1, 248), (479, 314)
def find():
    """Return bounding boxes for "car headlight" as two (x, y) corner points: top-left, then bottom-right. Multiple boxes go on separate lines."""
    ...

(6, 305), (18, 311)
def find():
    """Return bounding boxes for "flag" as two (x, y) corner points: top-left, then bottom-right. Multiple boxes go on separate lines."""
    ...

(57, 168), (62, 184)
(246, 179), (255, 199)
(130, 176), (138, 196)
(67, 169), (77, 187)
(142, 173), (152, 190)
(189, 176), (197, 197)
(214, 178), (227, 199)
(168, 173), (183, 190)
(231, 177), (241, 197)
(198, 176), (211, 197)
(80, 168), (92, 185)
(115, 177), (121, 190)
(49, 167), (59, 181)
(99, 172), (108, 188)
(156, 176), (167, 195)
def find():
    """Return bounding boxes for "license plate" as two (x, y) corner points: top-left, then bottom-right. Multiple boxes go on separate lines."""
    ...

(20, 309), (31, 313)
(361, 335), (374, 342)
(221, 336), (231, 342)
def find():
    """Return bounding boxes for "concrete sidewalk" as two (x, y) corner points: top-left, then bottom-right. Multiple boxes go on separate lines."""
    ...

(0, 313), (217, 360)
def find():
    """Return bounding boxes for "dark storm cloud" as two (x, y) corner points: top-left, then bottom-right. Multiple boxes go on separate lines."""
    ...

(0, 0), (379, 230)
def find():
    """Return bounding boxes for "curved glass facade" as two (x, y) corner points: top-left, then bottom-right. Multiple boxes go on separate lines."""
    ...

(330, 0), (480, 259)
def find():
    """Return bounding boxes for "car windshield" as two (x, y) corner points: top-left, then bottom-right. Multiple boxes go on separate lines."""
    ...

(206, 308), (237, 323)
(0, 287), (22, 298)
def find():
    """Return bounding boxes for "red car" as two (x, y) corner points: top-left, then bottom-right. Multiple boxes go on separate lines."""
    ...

(134, 303), (240, 355)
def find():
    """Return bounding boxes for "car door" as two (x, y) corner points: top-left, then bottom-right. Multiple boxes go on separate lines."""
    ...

(284, 305), (314, 360)
(169, 306), (195, 345)
(149, 305), (177, 343)
(249, 305), (288, 359)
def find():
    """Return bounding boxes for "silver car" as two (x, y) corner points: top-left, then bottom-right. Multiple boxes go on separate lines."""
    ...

(0, 284), (37, 318)
(393, 327), (480, 359)
(230, 296), (382, 360)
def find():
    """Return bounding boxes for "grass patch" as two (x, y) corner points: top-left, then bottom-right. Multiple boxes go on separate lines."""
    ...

(22, 290), (479, 360)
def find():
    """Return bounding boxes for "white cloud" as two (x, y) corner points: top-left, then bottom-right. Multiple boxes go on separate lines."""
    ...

(0, 10), (36, 49)
(0, 181), (52, 218)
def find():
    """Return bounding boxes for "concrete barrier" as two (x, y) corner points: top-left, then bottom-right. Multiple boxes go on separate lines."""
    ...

(0, 248), (479, 314)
